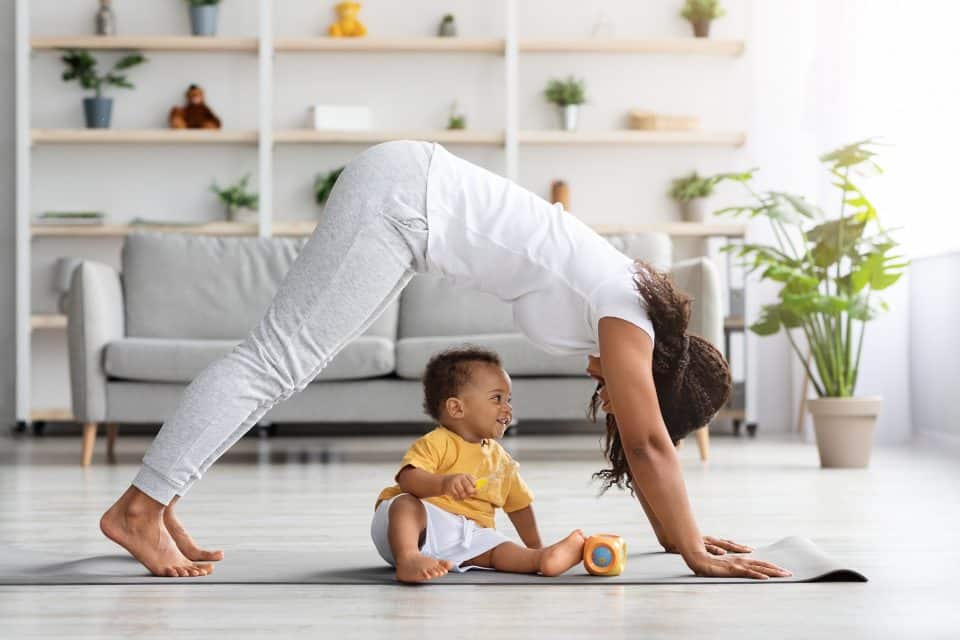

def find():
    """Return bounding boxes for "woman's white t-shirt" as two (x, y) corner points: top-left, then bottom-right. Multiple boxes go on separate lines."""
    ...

(422, 143), (654, 357)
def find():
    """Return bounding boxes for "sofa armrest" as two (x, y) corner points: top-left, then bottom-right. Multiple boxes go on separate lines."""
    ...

(66, 261), (125, 422)
(670, 257), (724, 349)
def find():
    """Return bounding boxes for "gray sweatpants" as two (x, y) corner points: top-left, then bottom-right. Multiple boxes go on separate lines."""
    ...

(133, 140), (435, 505)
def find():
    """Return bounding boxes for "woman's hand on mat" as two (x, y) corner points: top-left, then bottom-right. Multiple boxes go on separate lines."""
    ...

(686, 552), (792, 580)
(441, 474), (477, 500)
(662, 536), (751, 555)
(702, 536), (753, 555)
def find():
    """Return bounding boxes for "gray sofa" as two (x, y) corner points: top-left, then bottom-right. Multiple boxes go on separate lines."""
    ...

(66, 231), (723, 465)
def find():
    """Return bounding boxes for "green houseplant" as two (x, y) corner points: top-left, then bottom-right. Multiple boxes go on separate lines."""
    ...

(681, 0), (725, 38)
(314, 167), (345, 206)
(669, 171), (719, 222)
(544, 76), (587, 131)
(712, 139), (907, 467)
(212, 174), (259, 223)
(186, 0), (221, 36)
(60, 49), (147, 128)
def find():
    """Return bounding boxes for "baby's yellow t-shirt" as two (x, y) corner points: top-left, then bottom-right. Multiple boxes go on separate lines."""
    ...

(376, 426), (534, 529)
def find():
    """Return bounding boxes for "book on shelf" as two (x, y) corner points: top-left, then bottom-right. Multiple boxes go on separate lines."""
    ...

(33, 211), (106, 225)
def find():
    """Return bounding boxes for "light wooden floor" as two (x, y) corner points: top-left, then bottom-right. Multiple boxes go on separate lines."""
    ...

(1, 429), (958, 639)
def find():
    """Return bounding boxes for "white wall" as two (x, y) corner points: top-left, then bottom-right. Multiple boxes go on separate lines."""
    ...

(16, 1), (930, 443)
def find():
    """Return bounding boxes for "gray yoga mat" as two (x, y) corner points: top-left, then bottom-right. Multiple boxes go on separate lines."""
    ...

(0, 536), (865, 585)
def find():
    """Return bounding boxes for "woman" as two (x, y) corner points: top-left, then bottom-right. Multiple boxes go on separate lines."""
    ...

(100, 140), (791, 580)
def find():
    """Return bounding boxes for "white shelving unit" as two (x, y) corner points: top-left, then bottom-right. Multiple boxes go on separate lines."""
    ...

(15, 0), (747, 426)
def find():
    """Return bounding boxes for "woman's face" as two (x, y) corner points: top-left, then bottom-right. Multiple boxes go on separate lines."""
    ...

(586, 356), (613, 414)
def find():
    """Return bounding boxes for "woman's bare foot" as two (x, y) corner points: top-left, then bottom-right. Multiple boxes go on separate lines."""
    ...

(395, 552), (453, 583)
(539, 529), (586, 577)
(100, 486), (213, 578)
(164, 497), (224, 562)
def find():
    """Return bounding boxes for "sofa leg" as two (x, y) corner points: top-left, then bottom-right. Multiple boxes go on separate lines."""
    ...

(106, 423), (118, 463)
(81, 422), (98, 466)
(695, 426), (710, 462)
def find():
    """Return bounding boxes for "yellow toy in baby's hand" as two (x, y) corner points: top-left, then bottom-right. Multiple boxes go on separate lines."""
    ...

(328, 1), (367, 38)
(583, 534), (627, 577)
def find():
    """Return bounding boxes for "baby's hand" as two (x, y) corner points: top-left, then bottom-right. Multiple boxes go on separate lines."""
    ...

(441, 474), (477, 500)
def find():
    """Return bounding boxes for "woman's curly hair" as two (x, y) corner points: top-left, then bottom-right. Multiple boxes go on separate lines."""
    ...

(591, 260), (732, 496)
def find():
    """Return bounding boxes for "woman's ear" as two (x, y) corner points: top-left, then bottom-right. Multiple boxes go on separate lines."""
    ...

(444, 396), (465, 419)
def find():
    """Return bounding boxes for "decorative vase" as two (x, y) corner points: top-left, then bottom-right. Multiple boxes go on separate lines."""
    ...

(190, 5), (219, 36)
(227, 205), (257, 224)
(680, 198), (709, 223)
(83, 97), (113, 128)
(561, 104), (579, 131)
(807, 396), (882, 468)
(438, 15), (458, 37)
(96, 0), (117, 35)
(692, 19), (711, 38)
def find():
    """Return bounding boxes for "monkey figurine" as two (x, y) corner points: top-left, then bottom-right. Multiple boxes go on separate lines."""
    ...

(169, 84), (221, 129)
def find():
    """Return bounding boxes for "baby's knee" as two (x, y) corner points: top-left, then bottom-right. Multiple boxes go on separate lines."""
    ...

(389, 494), (426, 521)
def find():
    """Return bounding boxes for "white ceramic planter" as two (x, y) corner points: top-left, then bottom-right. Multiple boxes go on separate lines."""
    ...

(680, 198), (709, 223)
(807, 396), (882, 468)
(227, 206), (258, 224)
(561, 104), (579, 131)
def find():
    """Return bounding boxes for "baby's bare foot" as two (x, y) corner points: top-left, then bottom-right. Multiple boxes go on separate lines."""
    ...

(100, 489), (213, 578)
(539, 529), (586, 577)
(163, 508), (224, 562)
(395, 553), (453, 584)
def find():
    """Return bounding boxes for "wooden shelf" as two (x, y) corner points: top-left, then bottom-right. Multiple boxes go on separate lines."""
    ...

(30, 408), (75, 422)
(30, 313), (67, 330)
(31, 221), (264, 237)
(275, 37), (504, 53)
(519, 130), (745, 146)
(29, 36), (744, 56)
(271, 220), (744, 238)
(273, 129), (504, 145)
(32, 129), (258, 145)
(724, 316), (746, 330)
(593, 222), (746, 238)
(519, 38), (744, 56)
(31, 35), (258, 52)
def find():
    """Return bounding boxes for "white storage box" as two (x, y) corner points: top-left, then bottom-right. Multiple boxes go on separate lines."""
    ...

(309, 105), (372, 130)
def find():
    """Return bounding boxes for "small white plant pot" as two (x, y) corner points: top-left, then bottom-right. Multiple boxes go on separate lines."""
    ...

(680, 198), (710, 223)
(561, 104), (579, 131)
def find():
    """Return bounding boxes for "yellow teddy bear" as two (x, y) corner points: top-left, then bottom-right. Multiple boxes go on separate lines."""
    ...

(329, 1), (367, 38)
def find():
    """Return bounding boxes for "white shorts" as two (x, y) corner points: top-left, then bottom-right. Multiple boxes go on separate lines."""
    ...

(371, 494), (512, 573)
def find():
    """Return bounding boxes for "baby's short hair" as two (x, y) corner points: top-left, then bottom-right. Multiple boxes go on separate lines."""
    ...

(422, 346), (502, 422)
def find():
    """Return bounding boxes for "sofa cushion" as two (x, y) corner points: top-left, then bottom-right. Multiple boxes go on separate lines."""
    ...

(121, 232), (400, 342)
(397, 232), (672, 340)
(398, 275), (515, 338)
(603, 232), (673, 271)
(395, 334), (586, 380)
(104, 336), (395, 383)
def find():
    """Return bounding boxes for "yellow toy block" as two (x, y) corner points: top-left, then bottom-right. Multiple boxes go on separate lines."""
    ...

(583, 534), (627, 576)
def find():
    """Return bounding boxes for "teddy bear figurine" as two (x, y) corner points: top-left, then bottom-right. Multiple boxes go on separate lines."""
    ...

(328, 1), (367, 37)
(169, 84), (221, 129)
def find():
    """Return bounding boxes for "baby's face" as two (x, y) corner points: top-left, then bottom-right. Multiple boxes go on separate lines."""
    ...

(453, 363), (513, 442)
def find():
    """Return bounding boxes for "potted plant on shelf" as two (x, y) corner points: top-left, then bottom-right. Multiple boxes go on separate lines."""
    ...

(186, 0), (221, 36)
(544, 76), (587, 131)
(669, 171), (718, 222)
(712, 139), (907, 468)
(60, 49), (147, 128)
(314, 167), (344, 206)
(212, 174), (259, 223)
(437, 14), (458, 37)
(680, 0), (725, 38)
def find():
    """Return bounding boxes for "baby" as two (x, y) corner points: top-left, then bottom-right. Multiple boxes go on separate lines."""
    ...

(371, 346), (586, 583)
